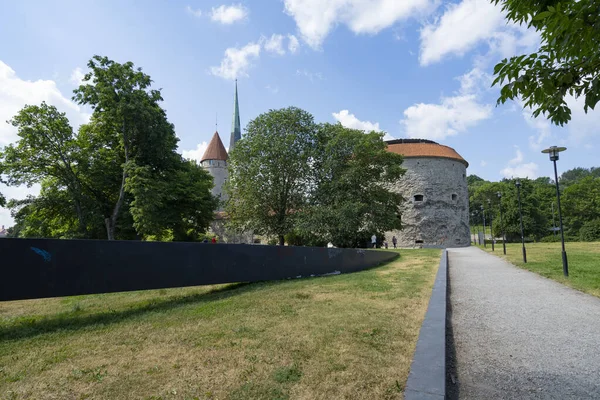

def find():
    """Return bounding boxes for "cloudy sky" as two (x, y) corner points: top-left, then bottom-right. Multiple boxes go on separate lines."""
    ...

(1, 0), (598, 227)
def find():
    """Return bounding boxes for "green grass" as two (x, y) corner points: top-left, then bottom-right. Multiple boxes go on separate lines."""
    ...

(478, 242), (600, 297)
(0, 249), (441, 400)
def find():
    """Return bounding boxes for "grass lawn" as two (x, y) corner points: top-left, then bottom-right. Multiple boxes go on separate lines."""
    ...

(478, 242), (600, 297)
(0, 249), (440, 400)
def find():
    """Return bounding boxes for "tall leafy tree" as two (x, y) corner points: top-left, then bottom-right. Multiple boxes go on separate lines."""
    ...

(72, 55), (180, 239)
(492, 0), (600, 125)
(226, 107), (316, 245)
(562, 176), (600, 235)
(0, 103), (91, 237)
(300, 123), (405, 248)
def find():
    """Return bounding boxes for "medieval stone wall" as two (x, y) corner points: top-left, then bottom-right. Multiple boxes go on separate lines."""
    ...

(385, 157), (470, 248)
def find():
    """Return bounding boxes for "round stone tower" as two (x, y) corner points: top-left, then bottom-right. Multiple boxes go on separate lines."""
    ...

(385, 139), (470, 248)
(200, 131), (228, 210)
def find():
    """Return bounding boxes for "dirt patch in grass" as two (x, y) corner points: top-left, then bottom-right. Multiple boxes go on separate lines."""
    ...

(0, 249), (440, 400)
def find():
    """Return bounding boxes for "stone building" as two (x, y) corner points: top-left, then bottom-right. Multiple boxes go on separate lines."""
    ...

(384, 139), (470, 248)
(200, 80), (253, 244)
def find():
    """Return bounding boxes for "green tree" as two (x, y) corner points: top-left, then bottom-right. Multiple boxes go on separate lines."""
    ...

(226, 107), (316, 246)
(72, 55), (180, 239)
(126, 159), (218, 241)
(562, 176), (600, 235)
(300, 123), (405, 248)
(0, 192), (5, 208)
(0, 103), (91, 237)
(560, 166), (600, 187)
(492, 0), (600, 125)
(495, 179), (548, 241)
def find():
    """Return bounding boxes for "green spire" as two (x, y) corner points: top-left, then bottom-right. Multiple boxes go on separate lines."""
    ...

(230, 79), (241, 150)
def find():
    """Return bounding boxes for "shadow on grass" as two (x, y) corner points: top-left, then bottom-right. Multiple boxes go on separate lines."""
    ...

(0, 281), (273, 341)
(1, 255), (400, 342)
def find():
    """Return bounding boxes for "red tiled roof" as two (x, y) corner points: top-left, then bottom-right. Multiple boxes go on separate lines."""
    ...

(385, 139), (468, 167)
(201, 131), (228, 162)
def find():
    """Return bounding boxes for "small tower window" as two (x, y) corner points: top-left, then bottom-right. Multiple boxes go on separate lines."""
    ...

(452, 194), (458, 201)
(415, 240), (424, 244)
(414, 195), (424, 202)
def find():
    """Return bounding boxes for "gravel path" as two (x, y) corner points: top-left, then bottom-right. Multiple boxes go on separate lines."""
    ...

(448, 246), (600, 400)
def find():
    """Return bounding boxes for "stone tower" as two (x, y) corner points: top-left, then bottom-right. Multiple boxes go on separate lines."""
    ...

(200, 131), (228, 210)
(230, 79), (241, 151)
(385, 139), (470, 248)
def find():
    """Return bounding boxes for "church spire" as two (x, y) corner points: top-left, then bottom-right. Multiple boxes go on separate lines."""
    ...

(230, 79), (241, 151)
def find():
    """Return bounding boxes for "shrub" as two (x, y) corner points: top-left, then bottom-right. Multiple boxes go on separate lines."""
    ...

(580, 219), (600, 242)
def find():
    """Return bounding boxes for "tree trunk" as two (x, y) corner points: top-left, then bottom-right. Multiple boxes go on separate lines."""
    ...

(105, 217), (114, 240)
(106, 119), (128, 240)
(279, 234), (285, 246)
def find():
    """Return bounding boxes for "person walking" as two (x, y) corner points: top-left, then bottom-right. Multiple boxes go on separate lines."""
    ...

(392, 236), (397, 249)
(371, 234), (377, 248)
(211, 236), (217, 244)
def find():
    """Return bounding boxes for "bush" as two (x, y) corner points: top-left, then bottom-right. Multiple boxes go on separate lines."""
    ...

(580, 219), (600, 242)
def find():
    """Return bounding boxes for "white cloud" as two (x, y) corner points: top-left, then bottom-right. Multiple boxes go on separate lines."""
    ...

(284, 0), (434, 49)
(288, 34), (300, 54)
(182, 141), (209, 163)
(296, 69), (323, 81)
(0, 60), (90, 147)
(402, 95), (492, 141)
(500, 146), (538, 179)
(210, 42), (261, 80)
(420, 0), (503, 66)
(185, 5), (202, 17)
(419, 0), (540, 66)
(333, 110), (380, 132)
(69, 67), (85, 86)
(0, 60), (90, 227)
(211, 4), (248, 24)
(457, 67), (492, 96)
(333, 109), (394, 140)
(565, 95), (600, 145)
(265, 85), (279, 94)
(480, 160), (487, 167)
(263, 34), (286, 55)
(400, 67), (492, 141)
(508, 146), (524, 165)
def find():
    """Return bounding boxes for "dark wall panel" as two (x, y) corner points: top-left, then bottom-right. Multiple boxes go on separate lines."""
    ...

(0, 239), (398, 301)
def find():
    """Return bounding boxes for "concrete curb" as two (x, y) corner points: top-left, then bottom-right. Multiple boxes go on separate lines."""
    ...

(404, 249), (447, 400)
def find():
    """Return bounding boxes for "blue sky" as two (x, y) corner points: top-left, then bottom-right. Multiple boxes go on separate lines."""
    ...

(1, 0), (599, 227)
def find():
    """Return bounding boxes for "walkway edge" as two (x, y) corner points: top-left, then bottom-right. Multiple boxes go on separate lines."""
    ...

(404, 249), (447, 400)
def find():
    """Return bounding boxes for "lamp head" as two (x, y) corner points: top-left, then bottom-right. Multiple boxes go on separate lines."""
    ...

(515, 179), (521, 187)
(497, 191), (502, 198)
(541, 146), (567, 162)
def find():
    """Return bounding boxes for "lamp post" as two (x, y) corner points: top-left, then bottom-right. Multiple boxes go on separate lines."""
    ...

(481, 205), (487, 248)
(551, 202), (557, 238)
(541, 146), (569, 277)
(515, 180), (527, 263)
(497, 191), (506, 255)
(470, 212), (476, 245)
(487, 199), (495, 251)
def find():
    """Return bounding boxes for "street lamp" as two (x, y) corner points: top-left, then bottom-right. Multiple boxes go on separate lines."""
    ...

(470, 212), (477, 245)
(541, 146), (569, 277)
(487, 199), (495, 251)
(497, 191), (507, 255)
(515, 180), (527, 263)
(480, 205), (487, 248)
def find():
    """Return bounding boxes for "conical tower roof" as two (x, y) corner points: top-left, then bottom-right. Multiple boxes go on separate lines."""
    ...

(201, 131), (228, 162)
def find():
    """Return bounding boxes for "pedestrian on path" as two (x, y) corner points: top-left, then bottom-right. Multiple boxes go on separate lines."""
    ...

(392, 236), (397, 249)
(371, 234), (377, 248)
